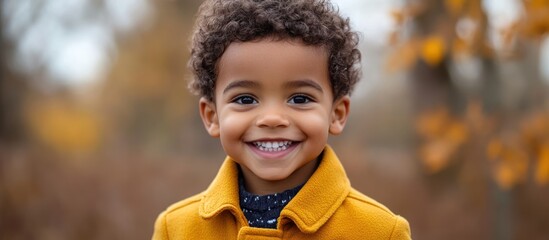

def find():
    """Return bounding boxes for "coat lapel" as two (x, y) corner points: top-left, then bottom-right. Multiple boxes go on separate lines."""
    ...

(280, 146), (351, 233)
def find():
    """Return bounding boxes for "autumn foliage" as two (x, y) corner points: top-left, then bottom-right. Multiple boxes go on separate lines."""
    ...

(388, 0), (549, 190)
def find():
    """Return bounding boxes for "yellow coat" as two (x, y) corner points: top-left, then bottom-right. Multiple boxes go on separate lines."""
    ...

(152, 146), (411, 239)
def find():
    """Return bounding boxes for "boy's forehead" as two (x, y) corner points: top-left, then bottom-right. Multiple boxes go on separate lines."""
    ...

(220, 39), (327, 63)
(225, 38), (328, 55)
(215, 39), (332, 94)
(218, 39), (329, 75)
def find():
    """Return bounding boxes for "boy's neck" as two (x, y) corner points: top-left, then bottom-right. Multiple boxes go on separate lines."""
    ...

(239, 157), (319, 195)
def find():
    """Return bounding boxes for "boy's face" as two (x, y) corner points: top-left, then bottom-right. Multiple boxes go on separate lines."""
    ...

(199, 39), (350, 193)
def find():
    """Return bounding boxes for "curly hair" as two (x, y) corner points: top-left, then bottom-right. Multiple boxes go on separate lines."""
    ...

(188, 0), (361, 101)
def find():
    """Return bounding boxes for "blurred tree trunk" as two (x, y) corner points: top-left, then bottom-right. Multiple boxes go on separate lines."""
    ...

(0, 1), (8, 142)
(407, 0), (512, 239)
(409, 0), (456, 111)
(0, 3), (25, 145)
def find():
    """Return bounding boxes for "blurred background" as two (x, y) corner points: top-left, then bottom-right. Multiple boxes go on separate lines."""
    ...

(1, 0), (548, 239)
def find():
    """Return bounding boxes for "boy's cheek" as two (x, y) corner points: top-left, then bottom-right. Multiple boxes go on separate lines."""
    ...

(217, 115), (249, 139)
(296, 113), (332, 138)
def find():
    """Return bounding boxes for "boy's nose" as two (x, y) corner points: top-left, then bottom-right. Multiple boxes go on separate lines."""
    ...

(256, 109), (290, 128)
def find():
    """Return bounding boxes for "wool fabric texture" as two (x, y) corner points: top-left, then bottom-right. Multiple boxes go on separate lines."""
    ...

(152, 145), (412, 239)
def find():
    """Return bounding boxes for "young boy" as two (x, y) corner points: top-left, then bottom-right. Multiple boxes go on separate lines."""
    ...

(152, 0), (411, 239)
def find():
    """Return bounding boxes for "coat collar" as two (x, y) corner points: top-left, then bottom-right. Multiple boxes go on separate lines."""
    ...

(199, 145), (351, 233)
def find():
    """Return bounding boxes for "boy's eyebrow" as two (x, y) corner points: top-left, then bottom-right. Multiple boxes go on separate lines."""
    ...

(284, 79), (323, 92)
(222, 80), (260, 94)
(222, 79), (324, 94)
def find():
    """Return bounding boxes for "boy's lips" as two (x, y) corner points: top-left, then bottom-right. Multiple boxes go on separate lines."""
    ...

(246, 139), (300, 159)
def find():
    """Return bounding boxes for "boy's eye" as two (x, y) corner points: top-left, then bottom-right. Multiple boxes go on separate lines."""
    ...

(233, 95), (258, 105)
(288, 95), (311, 104)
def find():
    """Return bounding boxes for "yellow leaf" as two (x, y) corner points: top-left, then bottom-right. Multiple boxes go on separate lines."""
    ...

(390, 9), (405, 26)
(487, 138), (503, 160)
(499, 22), (518, 50)
(445, 121), (468, 145)
(452, 38), (470, 58)
(421, 35), (446, 66)
(520, 111), (549, 149)
(465, 100), (492, 133)
(445, 0), (465, 15)
(526, 0), (549, 10)
(420, 140), (456, 173)
(466, 0), (484, 21)
(495, 163), (516, 190)
(416, 107), (449, 139)
(493, 145), (529, 189)
(385, 39), (419, 72)
(521, 0), (549, 38)
(25, 99), (102, 156)
(535, 143), (549, 185)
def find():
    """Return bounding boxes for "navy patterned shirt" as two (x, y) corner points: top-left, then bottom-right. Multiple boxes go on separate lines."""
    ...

(238, 178), (303, 229)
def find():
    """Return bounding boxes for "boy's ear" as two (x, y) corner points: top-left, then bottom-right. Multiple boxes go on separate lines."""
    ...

(329, 95), (350, 135)
(199, 97), (220, 138)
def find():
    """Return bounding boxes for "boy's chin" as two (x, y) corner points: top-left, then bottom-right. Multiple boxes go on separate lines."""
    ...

(253, 171), (291, 182)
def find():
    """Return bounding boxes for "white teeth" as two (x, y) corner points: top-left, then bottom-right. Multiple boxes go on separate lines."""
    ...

(251, 140), (293, 152)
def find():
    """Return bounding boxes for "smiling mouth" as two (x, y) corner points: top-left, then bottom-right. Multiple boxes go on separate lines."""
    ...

(251, 140), (296, 152)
